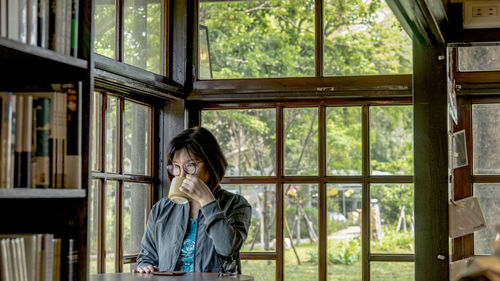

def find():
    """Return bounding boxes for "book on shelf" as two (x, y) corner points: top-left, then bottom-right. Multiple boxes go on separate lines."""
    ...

(1, 0), (79, 57)
(0, 83), (81, 189)
(0, 234), (75, 281)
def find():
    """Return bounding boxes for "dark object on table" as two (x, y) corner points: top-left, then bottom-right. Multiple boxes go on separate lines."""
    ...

(151, 271), (186, 276)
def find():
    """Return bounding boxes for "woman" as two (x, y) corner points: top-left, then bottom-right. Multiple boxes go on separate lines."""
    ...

(133, 127), (252, 274)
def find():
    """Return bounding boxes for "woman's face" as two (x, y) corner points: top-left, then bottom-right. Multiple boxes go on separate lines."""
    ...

(172, 148), (211, 186)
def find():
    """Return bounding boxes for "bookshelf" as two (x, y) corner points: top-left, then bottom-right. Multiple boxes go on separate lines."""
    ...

(0, 0), (93, 280)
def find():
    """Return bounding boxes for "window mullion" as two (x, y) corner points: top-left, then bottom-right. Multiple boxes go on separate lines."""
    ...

(318, 105), (327, 281)
(277, 106), (284, 281)
(362, 104), (370, 281)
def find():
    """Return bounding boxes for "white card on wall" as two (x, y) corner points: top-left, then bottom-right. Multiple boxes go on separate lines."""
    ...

(449, 197), (486, 239)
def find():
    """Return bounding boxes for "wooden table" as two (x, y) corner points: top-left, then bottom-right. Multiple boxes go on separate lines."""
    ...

(90, 272), (254, 281)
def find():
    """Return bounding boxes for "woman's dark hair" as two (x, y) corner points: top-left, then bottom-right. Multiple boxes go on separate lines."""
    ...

(167, 127), (227, 189)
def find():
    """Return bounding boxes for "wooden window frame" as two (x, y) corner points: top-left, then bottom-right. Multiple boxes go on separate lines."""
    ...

(195, 98), (415, 281)
(91, 90), (155, 274)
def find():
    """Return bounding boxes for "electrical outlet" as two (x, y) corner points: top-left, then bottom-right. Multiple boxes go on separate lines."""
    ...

(463, 0), (500, 28)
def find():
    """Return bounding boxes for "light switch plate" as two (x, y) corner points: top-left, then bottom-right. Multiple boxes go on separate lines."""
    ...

(463, 0), (500, 28)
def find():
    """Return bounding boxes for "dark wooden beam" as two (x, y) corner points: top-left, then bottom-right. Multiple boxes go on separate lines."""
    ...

(386, 0), (448, 44)
(413, 40), (449, 281)
(171, 0), (194, 89)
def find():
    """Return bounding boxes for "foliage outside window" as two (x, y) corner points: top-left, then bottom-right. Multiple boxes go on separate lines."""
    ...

(198, 0), (412, 79)
(201, 104), (414, 281)
(89, 91), (153, 274)
(94, 0), (165, 75)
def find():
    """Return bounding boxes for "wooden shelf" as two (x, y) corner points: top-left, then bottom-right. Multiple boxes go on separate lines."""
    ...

(0, 188), (86, 199)
(0, 37), (88, 80)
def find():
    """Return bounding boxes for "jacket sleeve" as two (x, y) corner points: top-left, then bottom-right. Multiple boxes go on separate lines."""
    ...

(136, 203), (160, 268)
(200, 196), (252, 257)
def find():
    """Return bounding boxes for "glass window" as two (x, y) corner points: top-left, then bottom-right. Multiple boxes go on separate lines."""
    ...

(198, 0), (315, 79)
(123, 0), (164, 74)
(202, 109), (277, 177)
(326, 107), (362, 175)
(123, 100), (152, 175)
(242, 260), (276, 280)
(223, 184), (276, 252)
(327, 184), (362, 281)
(92, 92), (103, 171)
(89, 179), (100, 274)
(474, 183), (500, 255)
(284, 184), (318, 281)
(105, 180), (117, 273)
(95, 0), (117, 58)
(105, 96), (120, 173)
(284, 108), (318, 176)
(458, 46), (500, 72)
(370, 262), (414, 281)
(370, 184), (414, 254)
(323, 0), (412, 76)
(122, 182), (149, 257)
(370, 106), (413, 175)
(472, 104), (500, 175)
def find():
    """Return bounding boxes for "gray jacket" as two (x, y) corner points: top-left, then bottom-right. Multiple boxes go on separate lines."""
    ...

(136, 186), (252, 272)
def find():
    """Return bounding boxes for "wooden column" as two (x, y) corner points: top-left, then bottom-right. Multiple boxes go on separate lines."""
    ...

(413, 40), (449, 281)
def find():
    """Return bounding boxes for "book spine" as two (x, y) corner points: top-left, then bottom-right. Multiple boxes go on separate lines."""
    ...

(37, 0), (49, 48)
(1, 0), (7, 37)
(64, 85), (80, 189)
(33, 98), (50, 188)
(1, 94), (16, 188)
(69, 0), (78, 57)
(47, 0), (56, 51)
(18, 0), (27, 43)
(27, 0), (37, 45)
(7, 0), (19, 41)
(55, 0), (64, 54)
(66, 239), (77, 281)
(22, 96), (33, 188)
(14, 95), (24, 188)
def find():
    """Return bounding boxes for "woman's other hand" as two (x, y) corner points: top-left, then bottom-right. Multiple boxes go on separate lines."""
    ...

(132, 264), (159, 273)
(180, 174), (216, 206)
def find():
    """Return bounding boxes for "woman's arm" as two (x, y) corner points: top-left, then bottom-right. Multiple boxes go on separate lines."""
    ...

(200, 197), (252, 257)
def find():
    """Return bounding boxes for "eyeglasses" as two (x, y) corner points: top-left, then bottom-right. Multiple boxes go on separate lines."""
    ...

(167, 161), (202, 176)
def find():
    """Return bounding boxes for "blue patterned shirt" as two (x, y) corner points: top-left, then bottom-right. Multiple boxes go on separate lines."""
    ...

(174, 218), (198, 272)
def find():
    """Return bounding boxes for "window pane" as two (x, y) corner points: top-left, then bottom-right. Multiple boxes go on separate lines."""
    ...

(284, 184), (318, 281)
(202, 109), (276, 177)
(284, 108), (318, 176)
(122, 182), (149, 258)
(370, 106), (413, 175)
(458, 46), (500, 72)
(223, 184), (276, 252)
(327, 184), (361, 281)
(472, 104), (500, 175)
(92, 92), (103, 171)
(198, 0), (315, 79)
(370, 184), (414, 254)
(124, 0), (164, 75)
(474, 183), (500, 255)
(105, 96), (120, 173)
(95, 0), (116, 58)
(370, 262), (414, 281)
(105, 181), (117, 273)
(242, 260), (275, 281)
(89, 179), (100, 274)
(323, 0), (412, 76)
(123, 101), (151, 175)
(326, 107), (362, 175)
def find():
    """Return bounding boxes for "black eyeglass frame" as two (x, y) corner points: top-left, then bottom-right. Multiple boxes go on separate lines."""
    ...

(167, 161), (203, 176)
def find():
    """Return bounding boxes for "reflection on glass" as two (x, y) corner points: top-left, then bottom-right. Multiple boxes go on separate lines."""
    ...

(284, 184), (318, 281)
(370, 106), (413, 175)
(459, 46), (500, 72)
(326, 107), (362, 175)
(122, 182), (149, 257)
(105, 181), (117, 273)
(89, 179), (100, 274)
(92, 92), (103, 171)
(474, 184), (500, 255)
(472, 104), (500, 175)
(124, 0), (164, 75)
(284, 108), (318, 176)
(327, 184), (361, 281)
(105, 96), (119, 173)
(241, 260), (275, 280)
(94, 0), (116, 58)
(222, 184), (276, 252)
(123, 101), (151, 175)
(370, 184), (414, 254)
(198, 0), (315, 79)
(201, 109), (276, 176)
(370, 262), (414, 281)
(199, 25), (212, 79)
(323, 0), (412, 76)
